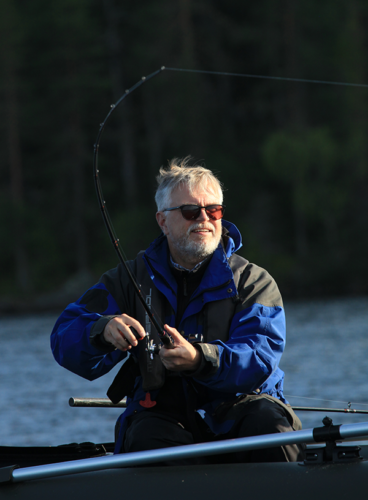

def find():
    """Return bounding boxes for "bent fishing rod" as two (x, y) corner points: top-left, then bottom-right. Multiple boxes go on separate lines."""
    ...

(93, 66), (368, 349)
(93, 68), (172, 349)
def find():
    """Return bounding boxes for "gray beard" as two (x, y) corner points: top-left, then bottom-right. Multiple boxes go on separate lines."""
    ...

(171, 224), (222, 265)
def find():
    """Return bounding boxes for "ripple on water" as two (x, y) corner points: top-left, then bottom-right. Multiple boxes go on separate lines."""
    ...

(281, 297), (368, 428)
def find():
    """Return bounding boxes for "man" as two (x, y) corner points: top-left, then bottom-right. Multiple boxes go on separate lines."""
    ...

(51, 158), (304, 463)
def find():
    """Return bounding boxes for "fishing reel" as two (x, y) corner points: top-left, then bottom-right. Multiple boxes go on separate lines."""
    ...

(145, 333), (204, 359)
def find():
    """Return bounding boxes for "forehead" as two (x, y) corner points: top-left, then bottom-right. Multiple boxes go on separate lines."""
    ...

(170, 183), (222, 205)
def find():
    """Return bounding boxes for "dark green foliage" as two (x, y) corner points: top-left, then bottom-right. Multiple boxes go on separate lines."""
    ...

(1, 0), (368, 301)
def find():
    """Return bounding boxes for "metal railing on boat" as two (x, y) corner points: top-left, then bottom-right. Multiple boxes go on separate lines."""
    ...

(3, 421), (368, 484)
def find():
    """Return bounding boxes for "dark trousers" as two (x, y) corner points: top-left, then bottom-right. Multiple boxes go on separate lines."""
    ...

(122, 398), (305, 464)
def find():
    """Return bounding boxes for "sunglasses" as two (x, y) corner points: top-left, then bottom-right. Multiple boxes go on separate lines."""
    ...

(163, 204), (225, 221)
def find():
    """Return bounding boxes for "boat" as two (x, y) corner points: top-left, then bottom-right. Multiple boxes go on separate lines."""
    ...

(1, 407), (368, 500)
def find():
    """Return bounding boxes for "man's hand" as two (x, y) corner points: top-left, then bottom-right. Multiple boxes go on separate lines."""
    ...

(103, 314), (145, 351)
(159, 324), (201, 371)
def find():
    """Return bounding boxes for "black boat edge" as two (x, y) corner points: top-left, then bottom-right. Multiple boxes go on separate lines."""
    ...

(1, 419), (368, 499)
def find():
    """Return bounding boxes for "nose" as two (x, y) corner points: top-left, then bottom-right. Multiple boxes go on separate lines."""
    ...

(196, 208), (210, 221)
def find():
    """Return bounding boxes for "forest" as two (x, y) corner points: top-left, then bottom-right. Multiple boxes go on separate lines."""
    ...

(1, 0), (368, 311)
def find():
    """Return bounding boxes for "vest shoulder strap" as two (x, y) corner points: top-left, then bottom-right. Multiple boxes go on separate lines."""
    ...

(203, 253), (249, 343)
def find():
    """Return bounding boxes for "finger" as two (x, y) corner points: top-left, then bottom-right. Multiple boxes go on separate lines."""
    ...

(104, 316), (144, 350)
(163, 325), (185, 344)
(108, 326), (133, 350)
(107, 323), (136, 348)
(103, 328), (129, 351)
(113, 316), (145, 346)
(159, 348), (178, 366)
(119, 314), (146, 339)
(159, 345), (177, 359)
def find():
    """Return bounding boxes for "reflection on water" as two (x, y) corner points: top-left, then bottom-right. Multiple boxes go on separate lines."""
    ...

(0, 296), (368, 446)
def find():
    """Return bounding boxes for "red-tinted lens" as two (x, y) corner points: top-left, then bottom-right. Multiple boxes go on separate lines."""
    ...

(205, 205), (224, 220)
(180, 205), (224, 221)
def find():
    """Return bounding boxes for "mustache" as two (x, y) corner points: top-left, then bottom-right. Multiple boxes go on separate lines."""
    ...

(187, 223), (214, 235)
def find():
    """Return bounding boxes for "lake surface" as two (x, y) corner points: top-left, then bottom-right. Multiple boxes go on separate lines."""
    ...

(1, 297), (368, 446)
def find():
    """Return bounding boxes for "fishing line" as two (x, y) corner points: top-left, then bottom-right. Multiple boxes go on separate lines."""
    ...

(93, 65), (368, 346)
(165, 66), (368, 88)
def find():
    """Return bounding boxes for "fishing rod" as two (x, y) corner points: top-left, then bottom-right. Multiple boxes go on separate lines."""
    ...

(293, 407), (368, 414)
(93, 68), (172, 350)
(70, 397), (368, 414)
(93, 65), (368, 350)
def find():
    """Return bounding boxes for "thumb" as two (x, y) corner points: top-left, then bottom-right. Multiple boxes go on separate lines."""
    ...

(163, 325), (183, 344)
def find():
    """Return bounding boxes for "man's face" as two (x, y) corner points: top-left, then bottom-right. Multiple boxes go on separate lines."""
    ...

(156, 184), (223, 269)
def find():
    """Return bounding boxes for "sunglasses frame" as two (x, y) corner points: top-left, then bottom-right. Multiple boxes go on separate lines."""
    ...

(163, 204), (225, 221)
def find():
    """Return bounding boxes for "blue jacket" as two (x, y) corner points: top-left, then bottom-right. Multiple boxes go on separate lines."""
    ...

(51, 220), (286, 448)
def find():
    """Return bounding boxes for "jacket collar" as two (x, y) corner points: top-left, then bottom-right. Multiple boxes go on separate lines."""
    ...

(142, 220), (242, 301)
(221, 219), (242, 257)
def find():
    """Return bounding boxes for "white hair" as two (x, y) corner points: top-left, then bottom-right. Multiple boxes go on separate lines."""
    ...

(155, 157), (223, 211)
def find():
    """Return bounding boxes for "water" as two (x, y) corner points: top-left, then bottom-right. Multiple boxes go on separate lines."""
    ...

(1, 297), (368, 446)
(0, 314), (123, 446)
(281, 297), (368, 429)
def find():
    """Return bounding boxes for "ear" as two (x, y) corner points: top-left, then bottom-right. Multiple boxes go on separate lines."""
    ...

(156, 211), (169, 235)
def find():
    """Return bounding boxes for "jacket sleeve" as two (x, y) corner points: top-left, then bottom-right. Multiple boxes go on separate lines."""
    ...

(191, 264), (286, 396)
(50, 278), (130, 381)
